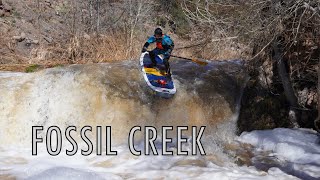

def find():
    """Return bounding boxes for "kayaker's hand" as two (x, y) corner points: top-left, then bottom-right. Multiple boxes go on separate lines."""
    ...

(141, 47), (147, 53)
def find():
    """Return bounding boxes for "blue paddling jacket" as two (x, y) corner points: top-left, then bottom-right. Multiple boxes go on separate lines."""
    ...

(143, 34), (174, 60)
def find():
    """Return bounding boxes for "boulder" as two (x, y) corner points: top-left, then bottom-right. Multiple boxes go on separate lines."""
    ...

(4, 4), (12, 12)
(13, 32), (26, 42)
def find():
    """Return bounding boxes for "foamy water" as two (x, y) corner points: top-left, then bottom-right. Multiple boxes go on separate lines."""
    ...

(1, 60), (315, 179)
(0, 137), (303, 180)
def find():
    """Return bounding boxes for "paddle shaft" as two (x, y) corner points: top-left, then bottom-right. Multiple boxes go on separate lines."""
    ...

(171, 55), (208, 65)
(171, 55), (193, 61)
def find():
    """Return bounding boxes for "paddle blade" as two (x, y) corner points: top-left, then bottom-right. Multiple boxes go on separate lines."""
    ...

(192, 59), (208, 66)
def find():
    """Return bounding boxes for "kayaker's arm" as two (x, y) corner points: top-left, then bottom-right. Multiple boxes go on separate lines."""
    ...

(164, 38), (174, 59)
(142, 36), (156, 52)
(142, 42), (150, 52)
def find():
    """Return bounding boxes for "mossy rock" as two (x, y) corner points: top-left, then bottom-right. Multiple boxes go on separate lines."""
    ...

(25, 64), (40, 73)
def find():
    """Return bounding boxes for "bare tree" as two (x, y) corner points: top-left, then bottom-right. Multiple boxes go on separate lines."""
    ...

(316, 53), (320, 132)
(182, 0), (320, 128)
(124, 0), (154, 58)
(273, 37), (299, 127)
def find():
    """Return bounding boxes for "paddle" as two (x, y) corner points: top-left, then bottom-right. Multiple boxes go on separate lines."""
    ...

(171, 55), (208, 66)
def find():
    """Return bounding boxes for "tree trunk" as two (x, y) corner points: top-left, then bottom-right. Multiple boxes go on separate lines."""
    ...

(89, 0), (93, 33)
(315, 52), (320, 132)
(273, 37), (300, 128)
(96, 0), (100, 35)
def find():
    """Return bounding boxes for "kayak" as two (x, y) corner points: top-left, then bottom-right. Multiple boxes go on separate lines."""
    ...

(139, 52), (176, 98)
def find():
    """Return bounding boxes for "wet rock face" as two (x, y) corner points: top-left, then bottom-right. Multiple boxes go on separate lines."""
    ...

(0, 60), (247, 146)
(237, 59), (291, 133)
(238, 58), (318, 133)
(237, 77), (291, 133)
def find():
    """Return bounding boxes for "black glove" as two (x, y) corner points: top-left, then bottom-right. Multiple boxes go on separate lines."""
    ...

(142, 42), (150, 53)
(141, 47), (147, 53)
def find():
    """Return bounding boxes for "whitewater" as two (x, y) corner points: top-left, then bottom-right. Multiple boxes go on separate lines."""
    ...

(0, 60), (319, 180)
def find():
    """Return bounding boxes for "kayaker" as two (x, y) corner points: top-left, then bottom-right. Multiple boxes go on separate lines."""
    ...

(141, 28), (174, 74)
